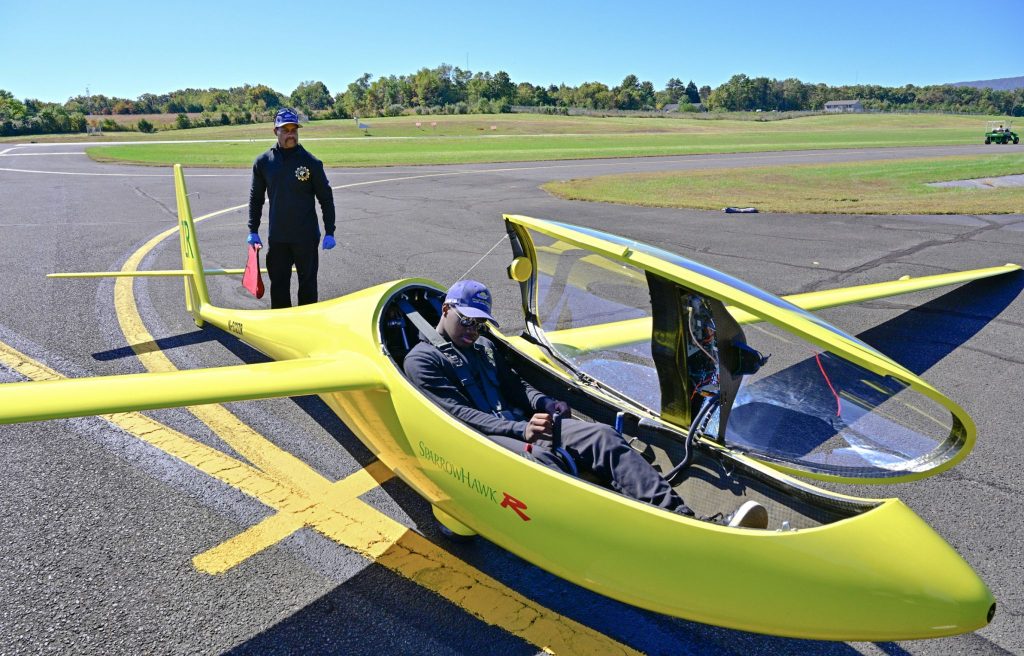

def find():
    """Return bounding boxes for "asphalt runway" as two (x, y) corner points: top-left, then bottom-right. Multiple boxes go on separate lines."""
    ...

(1, 142), (1022, 656)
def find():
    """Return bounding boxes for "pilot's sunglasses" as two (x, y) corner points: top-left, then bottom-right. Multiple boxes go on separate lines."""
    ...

(451, 307), (486, 328)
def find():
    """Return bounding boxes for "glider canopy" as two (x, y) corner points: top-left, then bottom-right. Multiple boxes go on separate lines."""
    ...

(502, 215), (1009, 484)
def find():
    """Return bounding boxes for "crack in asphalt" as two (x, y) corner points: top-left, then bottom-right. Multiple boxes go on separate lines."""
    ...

(860, 302), (1024, 327)
(130, 185), (176, 218)
(944, 470), (1021, 497)
(957, 344), (1024, 366)
(856, 300), (1024, 330)
(698, 246), (845, 274)
(714, 226), (843, 245)
(800, 217), (1020, 294)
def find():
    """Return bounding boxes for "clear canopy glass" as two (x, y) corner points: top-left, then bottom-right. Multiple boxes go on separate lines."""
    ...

(519, 221), (968, 481)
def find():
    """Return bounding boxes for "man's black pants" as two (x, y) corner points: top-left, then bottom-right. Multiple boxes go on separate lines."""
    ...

(267, 240), (318, 309)
(488, 419), (692, 515)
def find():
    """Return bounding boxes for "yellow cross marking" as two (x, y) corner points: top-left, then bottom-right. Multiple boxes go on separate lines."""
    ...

(192, 460), (394, 574)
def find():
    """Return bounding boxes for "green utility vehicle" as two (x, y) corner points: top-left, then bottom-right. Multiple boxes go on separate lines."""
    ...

(985, 121), (1019, 144)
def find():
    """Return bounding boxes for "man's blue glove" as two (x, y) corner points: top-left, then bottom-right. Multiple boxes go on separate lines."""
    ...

(322, 235), (336, 250)
(247, 232), (262, 246)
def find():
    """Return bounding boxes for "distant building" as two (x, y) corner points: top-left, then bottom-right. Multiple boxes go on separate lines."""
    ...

(824, 100), (864, 113)
(662, 103), (680, 113)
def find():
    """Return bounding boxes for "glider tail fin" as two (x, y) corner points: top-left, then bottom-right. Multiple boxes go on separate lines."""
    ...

(174, 163), (211, 325)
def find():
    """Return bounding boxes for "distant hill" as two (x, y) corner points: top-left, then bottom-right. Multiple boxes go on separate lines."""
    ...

(948, 76), (1024, 91)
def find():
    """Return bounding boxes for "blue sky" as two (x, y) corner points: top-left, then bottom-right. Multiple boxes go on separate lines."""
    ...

(4, 0), (1021, 102)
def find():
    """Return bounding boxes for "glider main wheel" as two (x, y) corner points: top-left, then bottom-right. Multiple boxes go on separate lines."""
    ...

(432, 506), (478, 543)
(437, 522), (477, 543)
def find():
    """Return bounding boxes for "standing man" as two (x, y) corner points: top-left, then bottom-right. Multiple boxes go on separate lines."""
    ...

(248, 108), (336, 309)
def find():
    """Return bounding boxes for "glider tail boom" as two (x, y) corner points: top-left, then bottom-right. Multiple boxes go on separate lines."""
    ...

(174, 163), (211, 325)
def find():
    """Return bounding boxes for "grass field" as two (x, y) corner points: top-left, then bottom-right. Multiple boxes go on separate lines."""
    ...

(64, 113), (1012, 168)
(542, 153), (1024, 214)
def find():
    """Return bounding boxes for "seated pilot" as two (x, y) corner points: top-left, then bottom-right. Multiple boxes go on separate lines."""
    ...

(403, 279), (768, 528)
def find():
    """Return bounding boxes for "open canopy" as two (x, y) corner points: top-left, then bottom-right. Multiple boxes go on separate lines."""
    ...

(502, 214), (988, 484)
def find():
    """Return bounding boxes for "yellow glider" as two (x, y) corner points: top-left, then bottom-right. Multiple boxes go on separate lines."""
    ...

(2, 164), (1018, 641)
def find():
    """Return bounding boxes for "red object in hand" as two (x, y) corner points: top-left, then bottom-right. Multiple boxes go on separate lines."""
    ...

(242, 244), (265, 299)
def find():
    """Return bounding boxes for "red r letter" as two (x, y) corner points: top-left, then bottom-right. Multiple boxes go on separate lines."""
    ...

(501, 492), (530, 521)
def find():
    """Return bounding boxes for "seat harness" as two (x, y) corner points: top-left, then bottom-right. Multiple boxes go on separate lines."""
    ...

(399, 299), (577, 476)
(399, 299), (504, 416)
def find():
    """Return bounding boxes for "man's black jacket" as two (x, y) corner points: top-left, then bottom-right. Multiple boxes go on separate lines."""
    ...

(248, 144), (335, 243)
(403, 335), (552, 438)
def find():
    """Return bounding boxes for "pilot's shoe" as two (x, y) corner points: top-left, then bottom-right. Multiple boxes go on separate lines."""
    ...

(726, 500), (768, 529)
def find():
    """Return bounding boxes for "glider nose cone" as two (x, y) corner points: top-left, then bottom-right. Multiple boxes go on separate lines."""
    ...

(823, 499), (996, 640)
(725, 499), (995, 641)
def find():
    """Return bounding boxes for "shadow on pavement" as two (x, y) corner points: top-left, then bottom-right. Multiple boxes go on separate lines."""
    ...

(856, 271), (1024, 375)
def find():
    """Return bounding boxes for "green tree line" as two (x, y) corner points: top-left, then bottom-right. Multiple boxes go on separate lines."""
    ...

(2, 67), (1021, 136)
(327, 67), (707, 117)
(0, 83), (290, 136)
(706, 74), (1023, 115)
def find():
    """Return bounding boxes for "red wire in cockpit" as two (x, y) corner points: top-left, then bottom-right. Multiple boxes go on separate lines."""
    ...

(815, 352), (842, 417)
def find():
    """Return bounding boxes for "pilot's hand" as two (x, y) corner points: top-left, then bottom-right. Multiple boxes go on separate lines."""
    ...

(544, 399), (570, 418)
(524, 413), (554, 442)
(322, 235), (336, 250)
(247, 232), (262, 246)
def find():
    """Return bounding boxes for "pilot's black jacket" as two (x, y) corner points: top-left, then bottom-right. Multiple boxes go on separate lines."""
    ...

(403, 334), (692, 514)
(248, 144), (335, 243)
(403, 335), (552, 438)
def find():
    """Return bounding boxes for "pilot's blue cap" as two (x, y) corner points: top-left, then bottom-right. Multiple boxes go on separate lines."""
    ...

(445, 280), (499, 326)
(274, 108), (302, 128)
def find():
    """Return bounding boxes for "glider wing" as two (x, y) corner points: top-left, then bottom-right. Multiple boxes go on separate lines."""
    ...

(734, 264), (1021, 323)
(0, 355), (384, 424)
(545, 264), (1021, 353)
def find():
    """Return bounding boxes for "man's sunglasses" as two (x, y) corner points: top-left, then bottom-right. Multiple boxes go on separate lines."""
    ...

(451, 306), (487, 328)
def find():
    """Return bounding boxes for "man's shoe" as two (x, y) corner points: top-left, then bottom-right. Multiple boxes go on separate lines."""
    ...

(726, 500), (768, 529)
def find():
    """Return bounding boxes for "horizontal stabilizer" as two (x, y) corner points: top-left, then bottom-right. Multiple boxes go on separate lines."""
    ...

(0, 356), (384, 424)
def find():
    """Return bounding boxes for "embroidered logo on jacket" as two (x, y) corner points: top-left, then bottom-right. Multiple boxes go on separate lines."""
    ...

(295, 166), (310, 182)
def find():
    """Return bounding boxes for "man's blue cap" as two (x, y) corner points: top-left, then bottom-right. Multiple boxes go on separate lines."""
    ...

(445, 280), (499, 326)
(274, 108), (302, 128)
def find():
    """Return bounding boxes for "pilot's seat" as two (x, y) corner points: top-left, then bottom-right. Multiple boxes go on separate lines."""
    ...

(381, 286), (445, 369)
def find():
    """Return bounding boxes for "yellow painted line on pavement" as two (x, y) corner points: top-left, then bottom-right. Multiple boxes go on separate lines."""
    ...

(101, 186), (641, 655)
(0, 341), (315, 520)
(192, 459), (394, 574)
(0, 338), (639, 654)
(193, 512), (304, 574)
